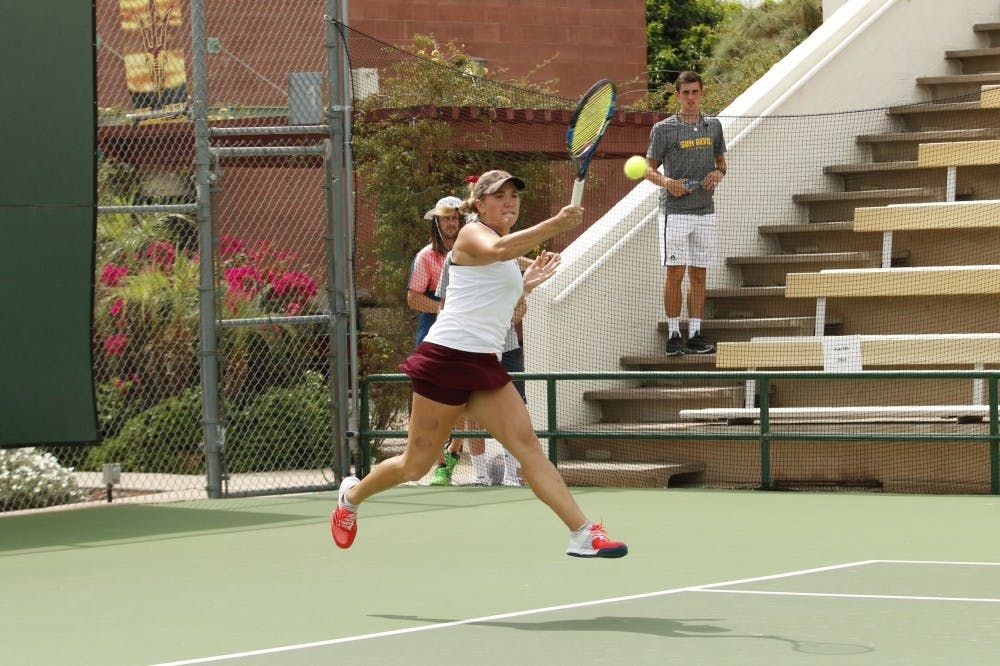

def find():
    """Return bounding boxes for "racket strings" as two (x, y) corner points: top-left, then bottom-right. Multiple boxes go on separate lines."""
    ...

(568, 84), (615, 157)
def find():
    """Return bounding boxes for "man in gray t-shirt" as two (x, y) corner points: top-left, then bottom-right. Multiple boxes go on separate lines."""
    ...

(643, 71), (727, 356)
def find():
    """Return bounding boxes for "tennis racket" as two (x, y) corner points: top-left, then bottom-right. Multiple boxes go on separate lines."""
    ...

(566, 79), (617, 206)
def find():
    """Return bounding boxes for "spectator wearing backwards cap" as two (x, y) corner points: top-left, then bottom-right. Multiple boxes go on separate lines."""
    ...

(407, 195), (465, 346)
(407, 195), (468, 486)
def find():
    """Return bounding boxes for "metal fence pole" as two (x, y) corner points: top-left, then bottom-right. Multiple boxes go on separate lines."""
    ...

(338, 0), (362, 473)
(190, 0), (223, 498)
(758, 376), (772, 490)
(990, 376), (999, 494)
(325, 0), (351, 481)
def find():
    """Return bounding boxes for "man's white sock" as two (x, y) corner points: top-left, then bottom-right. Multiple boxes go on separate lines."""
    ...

(472, 453), (489, 483)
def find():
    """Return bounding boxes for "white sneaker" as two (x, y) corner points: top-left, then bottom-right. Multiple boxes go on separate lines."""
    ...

(502, 451), (521, 486)
(565, 522), (628, 558)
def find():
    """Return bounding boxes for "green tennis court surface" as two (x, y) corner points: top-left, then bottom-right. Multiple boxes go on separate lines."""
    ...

(3, 488), (999, 665)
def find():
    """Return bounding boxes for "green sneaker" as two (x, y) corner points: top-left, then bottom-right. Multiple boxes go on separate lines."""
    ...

(429, 465), (451, 486)
(443, 450), (460, 476)
(429, 450), (460, 486)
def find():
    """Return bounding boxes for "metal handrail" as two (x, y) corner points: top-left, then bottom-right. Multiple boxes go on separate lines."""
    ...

(356, 370), (1000, 493)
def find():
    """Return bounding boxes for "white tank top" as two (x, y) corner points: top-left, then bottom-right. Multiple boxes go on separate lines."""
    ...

(424, 257), (523, 355)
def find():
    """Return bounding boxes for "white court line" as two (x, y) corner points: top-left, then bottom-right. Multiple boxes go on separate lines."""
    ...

(700, 589), (1000, 603)
(146, 560), (876, 666)
(873, 559), (1000, 566)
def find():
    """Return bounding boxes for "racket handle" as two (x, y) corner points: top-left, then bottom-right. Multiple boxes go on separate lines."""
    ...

(571, 178), (586, 206)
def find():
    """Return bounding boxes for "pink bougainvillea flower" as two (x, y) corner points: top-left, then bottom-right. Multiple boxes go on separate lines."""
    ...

(223, 265), (263, 301)
(218, 235), (246, 257)
(104, 334), (128, 355)
(145, 240), (176, 270)
(110, 298), (125, 317)
(270, 271), (318, 299)
(101, 264), (128, 287)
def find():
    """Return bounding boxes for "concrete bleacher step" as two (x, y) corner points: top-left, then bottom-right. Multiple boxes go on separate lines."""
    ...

(916, 72), (1000, 101)
(555, 460), (704, 488)
(660, 316), (840, 339)
(583, 385), (746, 422)
(707, 285), (786, 298)
(726, 250), (908, 286)
(854, 128), (1000, 162)
(619, 352), (718, 369)
(886, 100), (1000, 132)
(706, 286), (820, 320)
(821, 161), (958, 192)
(756, 222), (883, 255)
(620, 315), (844, 369)
(679, 406), (990, 425)
(945, 46), (1000, 74)
(793, 187), (955, 223)
(973, 22), (1000, 47)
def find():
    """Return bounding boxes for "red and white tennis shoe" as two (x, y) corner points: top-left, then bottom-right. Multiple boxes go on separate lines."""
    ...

(331, 476), (361, 549)
(565, 522), (628, 558)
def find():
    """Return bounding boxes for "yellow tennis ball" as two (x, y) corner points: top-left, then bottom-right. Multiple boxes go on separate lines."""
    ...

(624, 155), (646, 180)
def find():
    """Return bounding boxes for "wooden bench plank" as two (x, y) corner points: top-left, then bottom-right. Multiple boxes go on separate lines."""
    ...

(716, 334), (1000, 369)
(917, 139), (1000, 167)
(785, 266), (1000, 298)
(680, 406), (990, 421)
(853, 200), (1000, 232)
(556, 461), (703, 488)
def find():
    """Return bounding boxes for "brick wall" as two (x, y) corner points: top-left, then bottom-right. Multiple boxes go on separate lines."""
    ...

(96, 0), (649, 109)
(350, 0), (649, 102)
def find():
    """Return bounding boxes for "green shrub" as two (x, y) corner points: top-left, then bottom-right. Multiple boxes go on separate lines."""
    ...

(0, 448), (82, 511)
(224, 371), (332, 473)
(86, 387), (205, 474)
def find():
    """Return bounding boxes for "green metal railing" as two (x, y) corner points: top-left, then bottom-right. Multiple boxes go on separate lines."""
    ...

(356, 370), (1000, 493)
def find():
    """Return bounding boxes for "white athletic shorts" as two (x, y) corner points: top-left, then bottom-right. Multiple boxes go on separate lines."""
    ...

(659, 212), (716, 268)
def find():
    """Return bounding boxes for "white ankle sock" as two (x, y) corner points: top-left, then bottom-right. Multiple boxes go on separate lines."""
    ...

(472, 453), (489, 482)
(689, 318), (701, 336)
(667, 317), (681, 336)
(339, 479), (360, 511)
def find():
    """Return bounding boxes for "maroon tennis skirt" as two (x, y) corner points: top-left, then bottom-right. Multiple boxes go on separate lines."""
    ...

(400, 341), (511, 405)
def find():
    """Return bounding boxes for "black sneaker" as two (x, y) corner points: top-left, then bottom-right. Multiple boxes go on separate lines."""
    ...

(686, 333), (715, 354)
(665, 333), (686, 356)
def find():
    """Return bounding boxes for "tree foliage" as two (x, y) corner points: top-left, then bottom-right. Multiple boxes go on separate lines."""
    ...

(645, 0), (739, 91)
(640, 0), (822, 112)
(702, 0), (823, 108)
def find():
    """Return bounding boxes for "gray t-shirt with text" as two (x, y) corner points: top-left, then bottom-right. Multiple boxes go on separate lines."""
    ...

(647, 113), (726, 215)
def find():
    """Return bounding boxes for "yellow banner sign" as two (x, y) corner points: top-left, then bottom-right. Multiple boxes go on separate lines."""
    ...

(119, 0), (188, 122)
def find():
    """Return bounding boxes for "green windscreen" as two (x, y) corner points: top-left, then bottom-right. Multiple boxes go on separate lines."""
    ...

(0, 3), (98, 446)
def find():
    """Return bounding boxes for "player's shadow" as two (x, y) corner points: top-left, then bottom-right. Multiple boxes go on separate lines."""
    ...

(371, 614), (873, 654)
(373, 613), (726, 638)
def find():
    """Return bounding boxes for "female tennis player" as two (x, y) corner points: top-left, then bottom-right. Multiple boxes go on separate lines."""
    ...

(332, 169), (628, 558)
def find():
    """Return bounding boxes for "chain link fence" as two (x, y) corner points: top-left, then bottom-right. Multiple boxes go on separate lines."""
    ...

(24, 0), (345, 509)
(7, 2), (997, 513)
